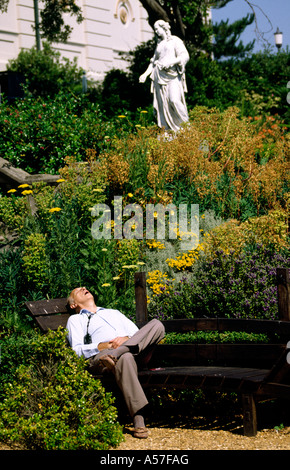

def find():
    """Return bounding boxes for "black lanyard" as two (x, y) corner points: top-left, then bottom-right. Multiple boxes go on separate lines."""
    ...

(84, 314), (93, 344)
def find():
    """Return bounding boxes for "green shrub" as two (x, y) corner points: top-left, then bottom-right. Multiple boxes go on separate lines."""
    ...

(148, 245), (290, 321)
(0, 248), (28, 331)
(163, 331), (270, 344)
(0, 91), (116, 174)
(0, 192), (28, 231)
(22, 232), (49, 289)
(7, 42), (83, 98)
(0, 328), (124, 450)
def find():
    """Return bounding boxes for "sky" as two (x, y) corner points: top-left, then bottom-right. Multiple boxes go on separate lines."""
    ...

(211, 0), (290, 53)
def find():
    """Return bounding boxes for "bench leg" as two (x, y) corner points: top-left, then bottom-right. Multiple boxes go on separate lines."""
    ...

(242, 394), (257, 437)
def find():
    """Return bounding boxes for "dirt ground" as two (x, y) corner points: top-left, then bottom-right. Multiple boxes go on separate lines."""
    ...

(115, 425), (290, 451)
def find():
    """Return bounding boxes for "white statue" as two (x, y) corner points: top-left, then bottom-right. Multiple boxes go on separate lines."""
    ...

(139, 20), (189, 133)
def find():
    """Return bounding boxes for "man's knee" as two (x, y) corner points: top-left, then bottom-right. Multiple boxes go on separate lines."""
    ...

(149, 318), (165, 339)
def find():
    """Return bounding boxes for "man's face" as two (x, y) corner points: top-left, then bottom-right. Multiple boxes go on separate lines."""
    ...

(70, 287), (94, 308)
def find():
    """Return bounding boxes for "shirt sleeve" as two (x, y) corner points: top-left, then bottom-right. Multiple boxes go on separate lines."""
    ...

(66, 315), (100, 359)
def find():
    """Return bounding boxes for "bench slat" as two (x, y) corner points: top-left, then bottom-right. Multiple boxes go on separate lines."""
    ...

(150, 343), (284, 369)
(33, 314), (70, 332)
(162, 318), (290, 337)
(25, 298), (68, 316)
(139, 366), (270, 392)
(258, 382), (290, 399)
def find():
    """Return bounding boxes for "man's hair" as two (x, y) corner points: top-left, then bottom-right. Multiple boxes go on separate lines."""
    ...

(67, 290), (76, 307)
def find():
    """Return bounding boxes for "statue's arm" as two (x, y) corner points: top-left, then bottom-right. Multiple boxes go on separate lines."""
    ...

(139, 60), (154, 83)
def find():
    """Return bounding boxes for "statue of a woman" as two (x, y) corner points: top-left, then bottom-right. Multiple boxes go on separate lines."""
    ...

(139, 20), (189, 132)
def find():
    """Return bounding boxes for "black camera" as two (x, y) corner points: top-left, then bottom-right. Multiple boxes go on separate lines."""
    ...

(84, 333), (92, 344)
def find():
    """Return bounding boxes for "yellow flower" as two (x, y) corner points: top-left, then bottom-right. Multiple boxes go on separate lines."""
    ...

(56, 178), (65, 183)
(93, 188), (104, 192)
(146, 240), (165, 250)
(118, 115), (126, 118)
(49, 207), (62, 213)
(102, 283), (111, 287)
(18, 184), (30, 188)
(113, 276), (120, 280)
(166, 244), (204, 271)
(140, 110), (148, 113)
(128, 193), (133, 198)
(146, 269), (173, 296)
(7, 189), (16, 193)
(21, 190), (33, 195)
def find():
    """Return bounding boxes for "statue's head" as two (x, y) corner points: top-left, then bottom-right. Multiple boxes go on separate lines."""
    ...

(154, 20), (171, 39)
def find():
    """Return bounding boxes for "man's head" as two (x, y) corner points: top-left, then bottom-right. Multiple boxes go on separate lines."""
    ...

(67, 287), (95, 313)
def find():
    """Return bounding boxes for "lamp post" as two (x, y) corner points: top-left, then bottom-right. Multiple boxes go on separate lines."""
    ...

(274, 27), (283, 52)
(33, 0), (41, 51)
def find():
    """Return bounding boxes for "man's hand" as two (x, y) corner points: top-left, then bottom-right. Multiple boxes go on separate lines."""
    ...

(98, 336), (129, 351)
(109, 336), (130, 349)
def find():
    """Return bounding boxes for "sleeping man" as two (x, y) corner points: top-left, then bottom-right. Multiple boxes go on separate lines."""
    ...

(66, 286), (165, 439)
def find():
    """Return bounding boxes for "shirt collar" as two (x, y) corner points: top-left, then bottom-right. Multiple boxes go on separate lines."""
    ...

(80, 307), (104, 315)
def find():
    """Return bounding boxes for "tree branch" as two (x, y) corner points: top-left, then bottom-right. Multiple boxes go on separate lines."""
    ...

(242, 0), (273, 46)
(138, 0), (170, 29)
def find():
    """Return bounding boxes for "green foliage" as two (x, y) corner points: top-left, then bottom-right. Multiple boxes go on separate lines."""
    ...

(0, 249), (27, 331)
(0, 329), (124, 450)
(38, 1), (83, 43)
(0, 0), (83, 43)
(148, 245), (290, 321)
(0, 192), (27, 231)
(163, 330), (270, 344)
(7, 42), (83, 97)
(0, 329), (38, 394)
(212, 13), (255, 59)
(0, 91), (116, 174)
(102, 45), (290, 122)
(185, 48), (290, 120)
(22, 233), (49, 290)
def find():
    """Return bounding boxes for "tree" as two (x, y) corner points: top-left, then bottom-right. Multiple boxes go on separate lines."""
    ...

(138, 0), (270, 59)
(212, 13), (255, 59)
(38, 0), (83, 43)
(139, 0), (213, 51)
(0, 0), (83, 43)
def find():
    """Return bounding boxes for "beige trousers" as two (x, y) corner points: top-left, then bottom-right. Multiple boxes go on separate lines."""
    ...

(88, 319), (165, 416)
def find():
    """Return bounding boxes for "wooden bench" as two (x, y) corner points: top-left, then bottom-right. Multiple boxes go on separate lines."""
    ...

(25, 269), (290, 437)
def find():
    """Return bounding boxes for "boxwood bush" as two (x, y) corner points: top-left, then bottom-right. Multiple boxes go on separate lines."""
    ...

(0, 328), (124, 450)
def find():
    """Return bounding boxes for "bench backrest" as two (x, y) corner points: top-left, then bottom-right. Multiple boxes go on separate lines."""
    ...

(148, 318), (290, 368)
(25, 298), (70, 332)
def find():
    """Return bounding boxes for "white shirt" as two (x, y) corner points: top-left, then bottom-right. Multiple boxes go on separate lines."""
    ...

(66, 307), (139, 359)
